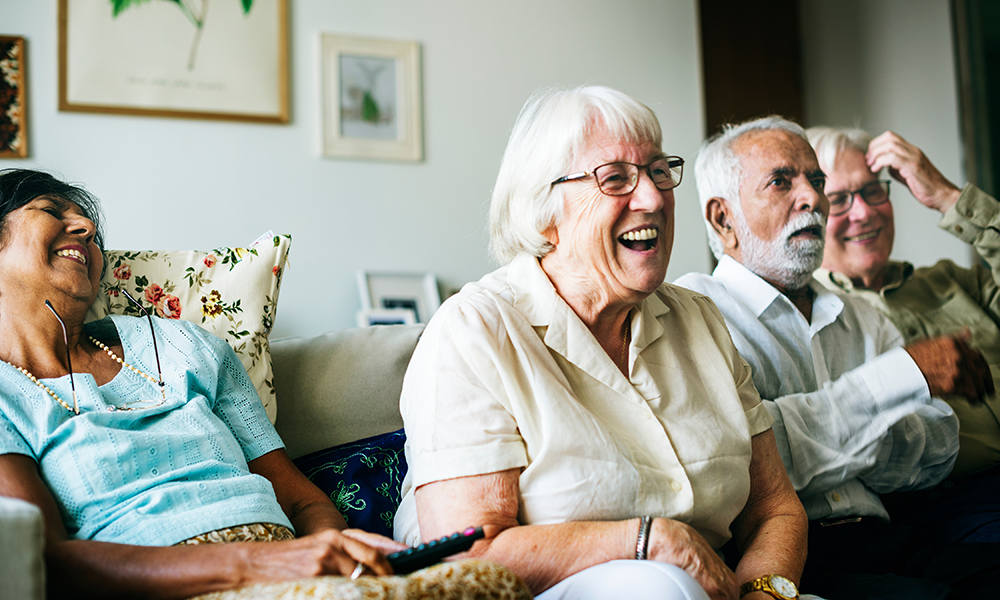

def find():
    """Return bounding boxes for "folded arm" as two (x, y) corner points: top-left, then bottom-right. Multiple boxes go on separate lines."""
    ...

(765, 347), (958, 496)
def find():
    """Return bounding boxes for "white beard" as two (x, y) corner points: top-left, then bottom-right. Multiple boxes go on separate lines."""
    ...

(733, 210), (826, 290)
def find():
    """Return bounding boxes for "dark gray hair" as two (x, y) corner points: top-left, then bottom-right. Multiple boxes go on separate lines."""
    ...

(0, 168), (106, 254)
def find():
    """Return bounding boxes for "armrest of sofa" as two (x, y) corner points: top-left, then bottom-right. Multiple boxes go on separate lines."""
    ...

(271, 324), (424, 460)
(0, 495), (45, 600)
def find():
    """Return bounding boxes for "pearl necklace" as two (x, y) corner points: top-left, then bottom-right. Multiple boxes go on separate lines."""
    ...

(4, 361), (78, 414)
(88, 336), (167, 411)
(2, 338), (166, 415)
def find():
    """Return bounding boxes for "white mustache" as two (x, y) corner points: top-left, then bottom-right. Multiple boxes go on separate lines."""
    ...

(780, 212), (826, 242)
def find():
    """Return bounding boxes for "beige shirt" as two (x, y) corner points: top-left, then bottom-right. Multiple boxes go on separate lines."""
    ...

(393, 255), (772, 548)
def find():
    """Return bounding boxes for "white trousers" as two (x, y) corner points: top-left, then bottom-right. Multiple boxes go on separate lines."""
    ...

(536, 560), (710, 600)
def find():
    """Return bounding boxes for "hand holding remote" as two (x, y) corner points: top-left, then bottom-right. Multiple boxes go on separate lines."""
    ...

(387, 526), (485, 574)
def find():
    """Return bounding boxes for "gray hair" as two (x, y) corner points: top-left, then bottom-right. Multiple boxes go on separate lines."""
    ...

(488, 85), (663, 264)
(806, 126), (873, 173)
(694, 116), (809, 259)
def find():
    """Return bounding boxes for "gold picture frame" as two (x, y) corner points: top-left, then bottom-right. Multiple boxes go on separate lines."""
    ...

(0, 36), (27, 158)
(322, 33), (423, 161)
(58, 0), (288, 123)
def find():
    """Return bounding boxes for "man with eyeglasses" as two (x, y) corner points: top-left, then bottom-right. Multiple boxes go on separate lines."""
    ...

(675, 116), (997, 599)
(810, 127), (1000, 482)
(809, 127), (1000, 559)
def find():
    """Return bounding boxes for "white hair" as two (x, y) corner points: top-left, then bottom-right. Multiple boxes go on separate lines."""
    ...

(694, 116), (809, 259)
(488, 85), (663, 265)
(806, 126), (873, 174)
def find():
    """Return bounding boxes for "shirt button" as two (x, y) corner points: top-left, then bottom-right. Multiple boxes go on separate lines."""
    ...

(670, 480), (683, 492)
(907, 327), (918, 336)
(832, 493), (842, 502)
(149, 448), (156, 455)
(955, 225), (964, 234)
(964, 209), (974, 218)
(151, 468), (159, 476)
(645, 412), (653, 420)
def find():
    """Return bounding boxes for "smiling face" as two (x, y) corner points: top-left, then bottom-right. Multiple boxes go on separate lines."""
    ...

(540, 132), (674, 312)
(0, 195), (104, 307)
(729, 130), (829, 290)
(820, 147), (895, 290)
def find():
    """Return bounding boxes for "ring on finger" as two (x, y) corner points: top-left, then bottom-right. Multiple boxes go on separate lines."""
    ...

(350, 562), (365, 580)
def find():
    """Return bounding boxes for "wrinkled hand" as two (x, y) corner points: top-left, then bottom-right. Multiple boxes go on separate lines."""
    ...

(241, 528), (395, 583)
(341, 528), (408, 556)
(646, 518), (738, 600)
(905, 332), (994, 403)
(867, 131), (961, 214)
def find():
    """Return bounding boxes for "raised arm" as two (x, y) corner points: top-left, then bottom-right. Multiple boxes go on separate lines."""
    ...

(415, 469), (738, 599)
(866, 131), (961, 213)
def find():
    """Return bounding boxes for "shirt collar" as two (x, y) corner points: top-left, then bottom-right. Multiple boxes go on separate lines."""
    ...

(814, 262), (912, 294)
(713, 255), (845, 332)
(503, 254), (667, 400)
(712, 255), (783, 318)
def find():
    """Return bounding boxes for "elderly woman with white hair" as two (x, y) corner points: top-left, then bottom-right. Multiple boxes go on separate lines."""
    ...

(392, 85), (808, 600)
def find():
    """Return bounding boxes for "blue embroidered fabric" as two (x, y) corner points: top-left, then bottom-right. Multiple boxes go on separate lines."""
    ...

(293, 429), (407, 537)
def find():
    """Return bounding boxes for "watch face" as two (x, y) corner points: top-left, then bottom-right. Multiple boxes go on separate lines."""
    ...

(770, 575), (798, 598)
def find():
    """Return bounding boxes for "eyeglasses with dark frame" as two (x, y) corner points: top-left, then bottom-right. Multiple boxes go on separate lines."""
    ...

(551, 156), (685, 196)
(46, 289), (166, 415)
(827, 180), (891, 216)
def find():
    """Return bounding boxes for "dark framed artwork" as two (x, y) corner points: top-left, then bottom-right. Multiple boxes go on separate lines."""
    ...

(0, 36), (27, 158)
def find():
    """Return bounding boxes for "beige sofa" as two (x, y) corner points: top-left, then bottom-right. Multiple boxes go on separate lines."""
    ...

(0, 323), (425, 600)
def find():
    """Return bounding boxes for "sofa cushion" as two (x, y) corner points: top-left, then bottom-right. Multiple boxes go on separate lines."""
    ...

(86, 234), (291, 423)
(0, 496), (45, 600)
(293, 429), (407, 537)
(271, 324), (423, 459)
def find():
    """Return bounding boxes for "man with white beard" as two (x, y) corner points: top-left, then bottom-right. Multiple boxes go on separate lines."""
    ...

(675, 116), (994, 599)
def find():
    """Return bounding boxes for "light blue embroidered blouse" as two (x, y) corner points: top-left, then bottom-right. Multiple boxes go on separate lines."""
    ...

(0, 314), (292, 546)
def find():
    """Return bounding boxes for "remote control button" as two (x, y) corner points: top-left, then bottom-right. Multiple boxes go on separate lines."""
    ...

(464, 527), (475, 535)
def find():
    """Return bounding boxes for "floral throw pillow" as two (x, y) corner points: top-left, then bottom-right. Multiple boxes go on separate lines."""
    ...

(85, 234), (291, 423)
(293, 429), (408, 537)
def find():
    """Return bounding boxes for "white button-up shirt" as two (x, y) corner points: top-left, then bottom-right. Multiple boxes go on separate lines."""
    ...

(394, 255), (773, 547)
(675, 256), (958, 521)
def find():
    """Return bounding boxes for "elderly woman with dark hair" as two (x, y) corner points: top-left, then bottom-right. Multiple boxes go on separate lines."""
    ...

(0, 168), (529, 599)
(393, 86), (809, 600)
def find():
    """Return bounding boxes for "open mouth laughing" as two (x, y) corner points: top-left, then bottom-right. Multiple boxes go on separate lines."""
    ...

(55, 248), (87, 265)
(619, 227), (659, 251)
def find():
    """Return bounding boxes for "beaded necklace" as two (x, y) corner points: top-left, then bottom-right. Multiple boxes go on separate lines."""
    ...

(2, 337), (166, 414)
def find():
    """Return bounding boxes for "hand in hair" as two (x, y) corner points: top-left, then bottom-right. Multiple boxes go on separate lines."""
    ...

(866, 131), (961, 214)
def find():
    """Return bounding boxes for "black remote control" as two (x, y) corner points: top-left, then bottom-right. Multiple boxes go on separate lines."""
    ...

(387, 526), (485, 574)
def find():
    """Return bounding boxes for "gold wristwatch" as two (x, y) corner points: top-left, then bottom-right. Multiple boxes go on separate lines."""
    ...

(739, 574), (799, 599)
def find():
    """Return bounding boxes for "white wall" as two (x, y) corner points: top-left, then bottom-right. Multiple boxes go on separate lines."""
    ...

(0, 0), (708, 339)
(800, 0), (971, 269)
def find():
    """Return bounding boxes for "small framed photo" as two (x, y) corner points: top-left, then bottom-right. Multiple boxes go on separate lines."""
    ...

(0, 36), (27, 158)
(356, 308), (417, 328)
(357, 271), (440, 324)
(321, 33), (422, 161)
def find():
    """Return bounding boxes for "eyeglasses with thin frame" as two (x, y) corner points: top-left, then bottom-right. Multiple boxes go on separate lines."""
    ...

(827, 180), (891, 216)
(551, 156), (685, 196)
(46, 290), (166, 415)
